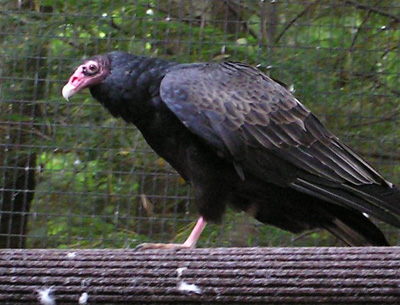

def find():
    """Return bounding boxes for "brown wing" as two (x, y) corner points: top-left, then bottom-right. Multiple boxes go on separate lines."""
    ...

(160, 61), (400, 226)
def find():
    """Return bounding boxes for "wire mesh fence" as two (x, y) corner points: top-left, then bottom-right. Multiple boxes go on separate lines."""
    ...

(1, 0), (400, 249)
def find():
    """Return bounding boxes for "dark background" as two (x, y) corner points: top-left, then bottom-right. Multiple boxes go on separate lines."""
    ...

(1, 0), (400, 249)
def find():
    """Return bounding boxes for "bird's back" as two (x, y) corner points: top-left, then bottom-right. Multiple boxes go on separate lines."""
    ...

(64, 52), (400, 246)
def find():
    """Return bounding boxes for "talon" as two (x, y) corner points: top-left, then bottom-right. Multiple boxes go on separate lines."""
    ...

(135, 243), (190, 251)
(134, 218), (207, 251)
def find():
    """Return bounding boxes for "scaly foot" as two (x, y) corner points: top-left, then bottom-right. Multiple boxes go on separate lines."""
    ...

(135, 242), (193, 251)
(135, 217), (207, 251)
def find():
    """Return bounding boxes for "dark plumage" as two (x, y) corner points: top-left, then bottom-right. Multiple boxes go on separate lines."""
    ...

(63, 51), (400, 247)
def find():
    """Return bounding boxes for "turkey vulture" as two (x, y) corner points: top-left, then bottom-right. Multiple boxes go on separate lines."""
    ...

(63, 52), (400, 247)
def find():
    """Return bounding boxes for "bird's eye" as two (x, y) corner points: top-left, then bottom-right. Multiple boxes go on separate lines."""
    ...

(89, 64), (97, 71)
(82, 63), (99, 76)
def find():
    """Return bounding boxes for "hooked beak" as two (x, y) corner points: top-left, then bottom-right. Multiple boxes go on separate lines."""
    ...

(62, 66), (87, 101)
(62, 83), (76, 101)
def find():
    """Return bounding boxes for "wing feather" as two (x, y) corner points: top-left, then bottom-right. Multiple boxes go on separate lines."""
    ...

(160, 61), (399, 225)
(160, 62), (388, 185)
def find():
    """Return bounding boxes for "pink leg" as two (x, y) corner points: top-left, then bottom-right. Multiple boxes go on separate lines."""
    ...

(135, 217), (207, 250)
(182, 217), (207, 248)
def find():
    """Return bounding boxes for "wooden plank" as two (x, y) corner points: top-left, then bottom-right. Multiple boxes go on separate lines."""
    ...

(1, 247), (400, 304)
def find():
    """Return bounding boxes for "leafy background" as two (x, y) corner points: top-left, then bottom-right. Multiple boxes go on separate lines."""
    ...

(1, 0), (400, 248)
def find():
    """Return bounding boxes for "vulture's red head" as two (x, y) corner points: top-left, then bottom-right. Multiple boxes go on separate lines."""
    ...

(62, 55), (110, 100)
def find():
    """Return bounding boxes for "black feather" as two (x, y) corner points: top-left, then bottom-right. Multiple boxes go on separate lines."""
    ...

(73, 52), (400, 246)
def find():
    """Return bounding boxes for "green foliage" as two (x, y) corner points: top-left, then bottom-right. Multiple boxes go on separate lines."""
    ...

(2, 0), (400, 248)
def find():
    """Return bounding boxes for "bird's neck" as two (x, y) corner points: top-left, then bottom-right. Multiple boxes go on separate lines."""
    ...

(90, 54), (175, 125)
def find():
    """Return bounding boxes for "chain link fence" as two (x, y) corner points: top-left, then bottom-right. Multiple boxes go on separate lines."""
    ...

(1, 0), (400, 249)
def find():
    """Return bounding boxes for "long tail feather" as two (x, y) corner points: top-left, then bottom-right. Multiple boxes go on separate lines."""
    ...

(292, 178), (400, 228)
(323, 209), (389, 246)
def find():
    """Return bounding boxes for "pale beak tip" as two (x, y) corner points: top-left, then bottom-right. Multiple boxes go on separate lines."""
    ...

(62, 83), (75, 101)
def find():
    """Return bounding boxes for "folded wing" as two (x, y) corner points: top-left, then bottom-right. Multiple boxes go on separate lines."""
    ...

(160, 61), (400, 227)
